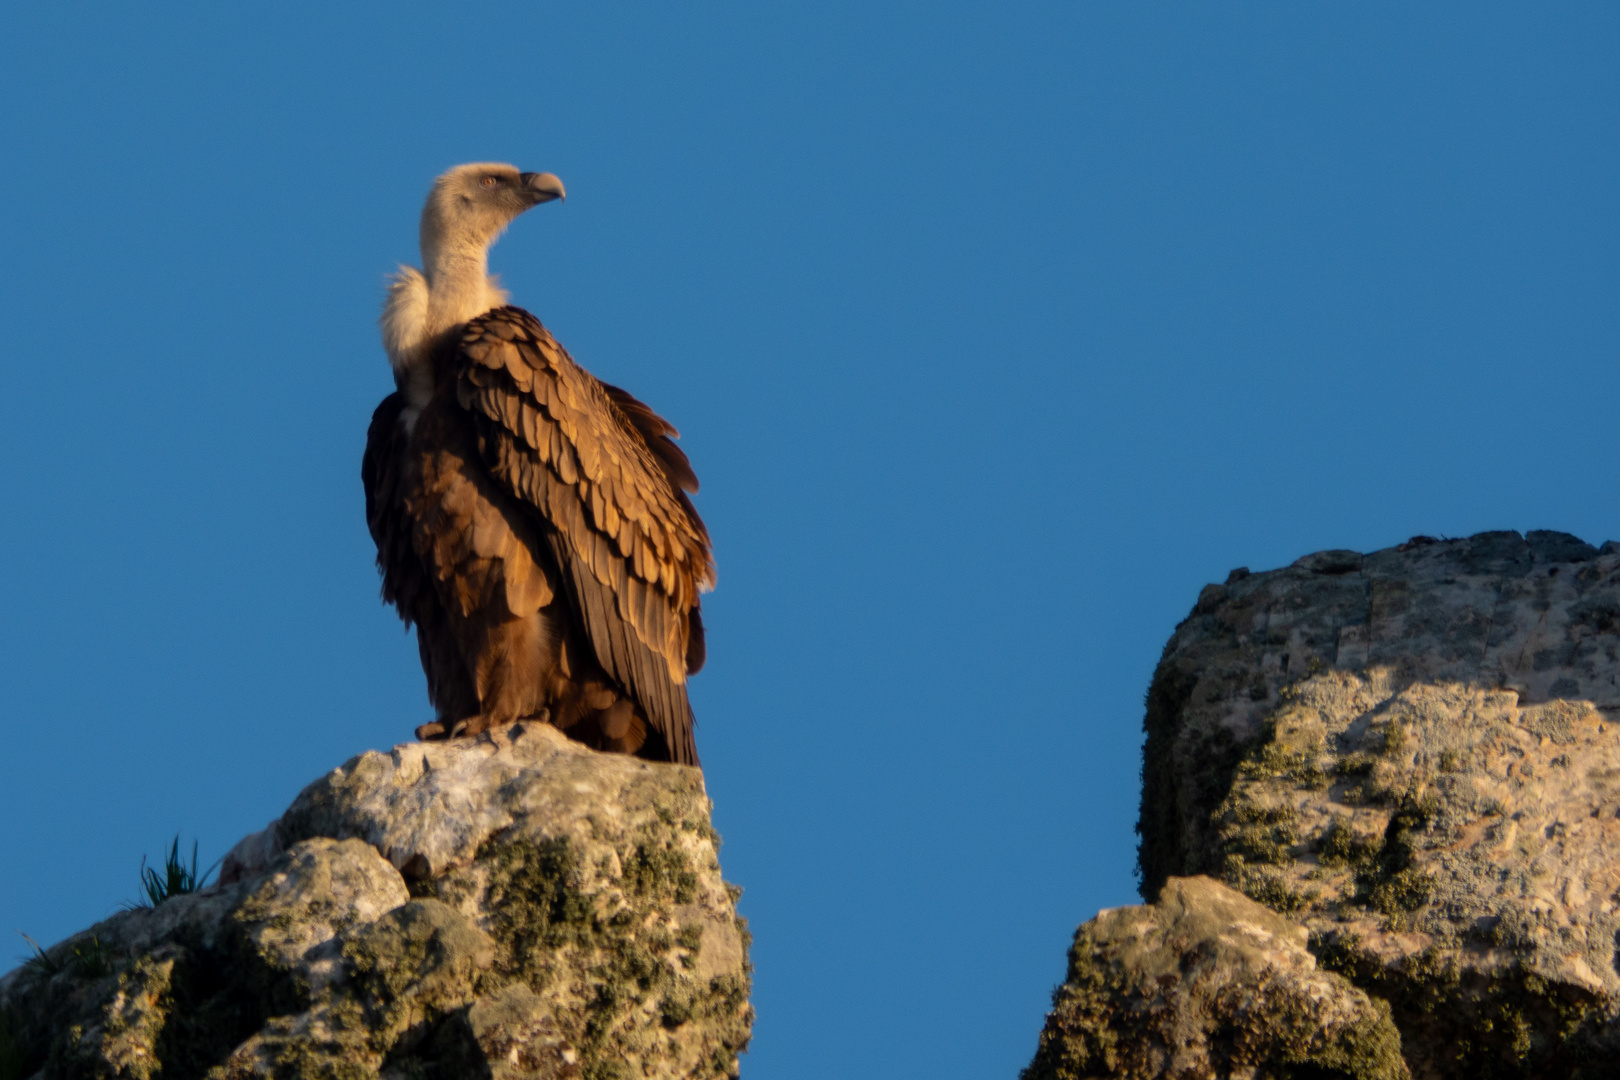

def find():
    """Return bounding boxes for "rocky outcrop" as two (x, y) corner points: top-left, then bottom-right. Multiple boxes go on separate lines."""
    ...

(0, 722), (751, 1080)
(1125, 531), (1620, 1078)
(1023, 876), (1406, 1080)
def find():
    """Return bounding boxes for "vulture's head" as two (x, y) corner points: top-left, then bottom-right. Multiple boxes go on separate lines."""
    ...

(420, 162), (566, 261)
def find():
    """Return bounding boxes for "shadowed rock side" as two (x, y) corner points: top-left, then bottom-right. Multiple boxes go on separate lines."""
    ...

(1134, 530), (1620, 1079)
(1023, 876), (1407, 1080)
(0, 724), (751, 1080)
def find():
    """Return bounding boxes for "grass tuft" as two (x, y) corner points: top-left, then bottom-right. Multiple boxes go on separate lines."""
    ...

(17, 931), (61, 976)
(17, 931), (117, 979)
(133, 835), (217, 908)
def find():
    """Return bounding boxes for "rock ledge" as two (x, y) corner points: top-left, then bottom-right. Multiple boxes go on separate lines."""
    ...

(0, 722), (751, 1080)
(1130, 530), (1620, 1079)
(1023, 876), (1406, 1080)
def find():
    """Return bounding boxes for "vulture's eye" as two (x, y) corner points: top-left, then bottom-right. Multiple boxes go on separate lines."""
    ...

(482, 176), (499, 187)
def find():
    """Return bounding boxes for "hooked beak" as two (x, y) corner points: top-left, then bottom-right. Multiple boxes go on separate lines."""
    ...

(519, 172), (566, 205)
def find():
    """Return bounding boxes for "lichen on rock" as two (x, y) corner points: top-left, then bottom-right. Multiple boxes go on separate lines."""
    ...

(0, 721), (750, 1080)
(1131, 530), (1620, 1078)
(1023, 876), (1407, 1080)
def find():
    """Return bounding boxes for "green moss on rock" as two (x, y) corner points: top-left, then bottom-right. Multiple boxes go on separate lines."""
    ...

(1316, 822), (1381, 871)
(1023, 877), (1406, 1080)
(1315, 936), (1612, 1079)
(0, 730), (752, 1080)
(342, 898), (494, 1053)
(440, 829), (749, 1080)
(1129, 533), (1620, 1077)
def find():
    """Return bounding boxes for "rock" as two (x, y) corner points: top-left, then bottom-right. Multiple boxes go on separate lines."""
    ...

(1134, 530), (1620, 1078)
(0, 722), (751, 1079)
(1023, 876), (1407, 1080)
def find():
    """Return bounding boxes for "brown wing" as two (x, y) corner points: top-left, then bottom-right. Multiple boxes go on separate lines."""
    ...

(454, 306), (714, 765)
(362, 392), (478, 721)
(599, 381), (708, 676)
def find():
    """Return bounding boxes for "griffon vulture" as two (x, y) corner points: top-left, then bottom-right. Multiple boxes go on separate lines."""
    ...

(362, 163), (713, 766)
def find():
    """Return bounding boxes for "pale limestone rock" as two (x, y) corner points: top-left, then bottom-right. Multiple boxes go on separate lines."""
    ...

(0, 723), (750, 1079)
(1024, 876), (1406, 1080)
(1136, 530), (1620, 1079)
(462, 983), (580, 1080)
(233, 837), (410, 992)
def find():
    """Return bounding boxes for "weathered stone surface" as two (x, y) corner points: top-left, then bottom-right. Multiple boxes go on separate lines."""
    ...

(1135, 530), (1620, 1079)
(1024, 876), (1406, 1080)
(0, 722), (750, 1080)
(235, 838), (411, 993)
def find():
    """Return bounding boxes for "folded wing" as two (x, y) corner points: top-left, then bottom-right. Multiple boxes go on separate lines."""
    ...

(454, 306), (714, 765)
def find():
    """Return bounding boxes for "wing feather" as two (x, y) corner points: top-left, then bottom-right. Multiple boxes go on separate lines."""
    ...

(455, 306), (711, 764)
(601, 382), (700, 494)
(685, 608), (706, 675)
(362, 392), (479, 720)
(362, 394), (425, 615)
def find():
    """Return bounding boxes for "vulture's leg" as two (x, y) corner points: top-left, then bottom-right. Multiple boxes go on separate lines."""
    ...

(416, 608), (479, 735)
(597, 698), (649, 755)
(413, 615), (550, 741)
(599, 699), (635, 741)
(437, 609), (553, 740)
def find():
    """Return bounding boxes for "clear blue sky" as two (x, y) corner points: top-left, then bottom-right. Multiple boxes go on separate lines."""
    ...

(1, 4), (1616, 1077)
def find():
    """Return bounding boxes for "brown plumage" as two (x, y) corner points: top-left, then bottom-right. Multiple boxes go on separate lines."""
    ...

(361, 163), (712, 765)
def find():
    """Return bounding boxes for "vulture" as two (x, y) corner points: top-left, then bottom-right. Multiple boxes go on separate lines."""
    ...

(362, 163), (713, 766)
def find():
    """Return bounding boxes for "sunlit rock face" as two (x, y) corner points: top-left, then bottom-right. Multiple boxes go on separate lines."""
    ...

(1023, 876), (1407, 1080)
(0, 723), (751, 1080)
(1132, 530), (1620, 1079)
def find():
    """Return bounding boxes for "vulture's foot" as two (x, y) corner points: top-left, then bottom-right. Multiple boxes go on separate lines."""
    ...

(448, 715), (486, 739)
(479, 710), (552, 746)
(413, 716), (490, 740)
(417, 710), (552, 742)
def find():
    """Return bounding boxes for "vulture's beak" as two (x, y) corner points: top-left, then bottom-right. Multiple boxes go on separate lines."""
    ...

(520, 172), (566, 205)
